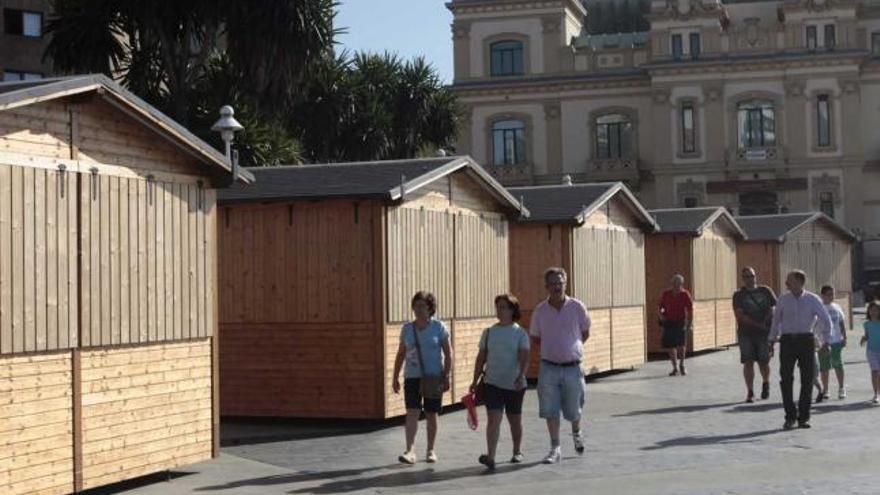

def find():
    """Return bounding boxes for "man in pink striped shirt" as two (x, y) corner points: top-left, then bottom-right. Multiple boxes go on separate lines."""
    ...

(529, 267), (591, 464)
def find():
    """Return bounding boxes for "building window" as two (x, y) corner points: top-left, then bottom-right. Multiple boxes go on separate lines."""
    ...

(824, 24), (836, 49)
(490, 41), (524, 76)
(737, 100), (776, 149)
(671, 34), (683, 60)
(806, 25), (818, 50)
(873, 32), (880, 56)
(3, 9), (42, 37)
(689, 33), (701, 59)
(817, 94), (831, 148)
(595, 113), (633, 159)
(683, 196), (698, 208)
(681, 103), (696, 154)
(819, 191), (835, 218)
(492, 120), (525, 165)
(2, 70), (42, 81)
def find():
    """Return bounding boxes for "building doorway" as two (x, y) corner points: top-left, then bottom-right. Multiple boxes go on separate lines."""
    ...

(738, 191), (779, 215)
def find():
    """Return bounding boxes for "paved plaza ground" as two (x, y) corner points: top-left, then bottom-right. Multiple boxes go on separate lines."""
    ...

(90, 316), (878, 495)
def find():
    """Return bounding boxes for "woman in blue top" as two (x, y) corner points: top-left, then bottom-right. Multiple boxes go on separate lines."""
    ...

(392, 291), (453, 464)
(861, 302), (880, 405)
(470, 294), (530, 470)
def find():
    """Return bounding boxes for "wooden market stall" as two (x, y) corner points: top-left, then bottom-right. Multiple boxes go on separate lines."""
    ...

(646, 207), (744, 354)
(217, 156), (526, 419)
(508, 182), (657, 377)
(735, 212), (855, 319)
(0, 75), (248, 495)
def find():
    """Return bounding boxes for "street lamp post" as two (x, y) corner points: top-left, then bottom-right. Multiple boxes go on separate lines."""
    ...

(211, 105), (244, 182)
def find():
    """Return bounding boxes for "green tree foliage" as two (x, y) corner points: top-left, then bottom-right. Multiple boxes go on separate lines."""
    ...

(295, 53), (460, 163)
(44, 0), (459, 166)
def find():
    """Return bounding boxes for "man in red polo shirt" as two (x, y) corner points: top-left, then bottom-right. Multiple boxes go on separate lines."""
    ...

(660, 273), (694, 376)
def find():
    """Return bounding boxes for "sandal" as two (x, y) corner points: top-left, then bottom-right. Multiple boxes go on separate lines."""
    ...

(669, 369), (679, 376)
(478, 454), (496, 470)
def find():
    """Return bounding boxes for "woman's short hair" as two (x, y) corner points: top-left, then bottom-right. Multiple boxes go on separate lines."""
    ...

(671, 273), (685, 284)
(494, 293), (522, 322)
(867, 301), (880, 321)
(411, 291), (437, 316)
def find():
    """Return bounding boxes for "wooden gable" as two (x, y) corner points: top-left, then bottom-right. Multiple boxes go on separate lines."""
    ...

(0, 97), (209, 179)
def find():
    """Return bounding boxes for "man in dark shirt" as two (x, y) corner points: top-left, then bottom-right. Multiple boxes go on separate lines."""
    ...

(732, 267), (777, 403)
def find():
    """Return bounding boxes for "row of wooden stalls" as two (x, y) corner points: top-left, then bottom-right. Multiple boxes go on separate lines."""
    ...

(0, 75), (251, 495)
(0, 76), (858, 494)
(215, 164), (857, 421)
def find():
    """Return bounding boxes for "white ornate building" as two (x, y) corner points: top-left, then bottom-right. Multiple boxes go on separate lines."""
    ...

(448, 0), (880, 275)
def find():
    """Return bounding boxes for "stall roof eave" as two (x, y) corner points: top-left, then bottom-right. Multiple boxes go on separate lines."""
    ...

(734, 212), (857, 243)
(0, 74), (251, 184)
(508, 182), (657, 231)
(649, 206), (746, 239)
(217, 155), (529, 217)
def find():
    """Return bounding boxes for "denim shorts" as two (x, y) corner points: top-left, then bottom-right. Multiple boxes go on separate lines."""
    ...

(537, 361), (586, 421)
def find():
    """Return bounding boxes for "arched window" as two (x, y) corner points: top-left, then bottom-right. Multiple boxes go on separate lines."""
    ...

(737, 100), (776, 148)
(492, 120), (525, 165)
(595, 113), (633, 159)
(490, 40), (524, 76)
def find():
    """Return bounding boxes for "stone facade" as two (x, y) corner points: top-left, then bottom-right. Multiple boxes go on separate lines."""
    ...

(449, 0), (880, 273)
(0, 0), (52, 80)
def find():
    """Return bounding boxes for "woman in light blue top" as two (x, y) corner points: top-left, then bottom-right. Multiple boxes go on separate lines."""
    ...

(470, 294), (530, 470)
(861, 302), (880, 404)
(392, 291), (453, 464)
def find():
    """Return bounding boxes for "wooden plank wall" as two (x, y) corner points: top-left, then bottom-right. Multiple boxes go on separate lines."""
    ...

(220, 322), (379, 417)
(386, 207), (454, 323)
(219, 200), (374, 325)
(80, 340), (213, 490)
(583, 308), (611, 374)
(0, 163), (78, 355)
(0, 352), (73, 495)
(736, 242), (779, 294)
(781, 222), (853, 296)
(611, 306), (646, 368)
(218, 201), (379, 418)
(690, 300), (717, 351)
(454, 213), (508, 319)
(80, 175), (214, 347)
(645, 235), (693, 354)
(572, 226), (612, 308)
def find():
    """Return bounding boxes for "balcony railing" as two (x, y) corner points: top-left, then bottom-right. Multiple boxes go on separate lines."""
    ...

(488, 163), (533, 185)
(588, 157), (640, 180)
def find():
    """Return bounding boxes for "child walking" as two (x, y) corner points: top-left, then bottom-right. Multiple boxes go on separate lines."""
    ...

(817, 286), (847, 402)
(861, 302), (880, 405)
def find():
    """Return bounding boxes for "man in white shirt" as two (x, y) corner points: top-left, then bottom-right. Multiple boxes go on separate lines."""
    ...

(769, 270), (833, 430)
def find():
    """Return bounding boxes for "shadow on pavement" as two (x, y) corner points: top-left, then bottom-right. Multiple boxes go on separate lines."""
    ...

(811, 401), (877, 414)
(723, 402), (780, 413)
(640, 429), (782, 450)
(195, 464), (402, 491)
(613, 401), (741, 417)
(195, 462), (541, 494)
(78, 471), (195, 494)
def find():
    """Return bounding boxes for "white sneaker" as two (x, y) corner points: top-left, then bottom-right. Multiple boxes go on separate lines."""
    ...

(542, 447), (561, 464)
(872, 396), (880, 405)
(426, 450), (438, 463)
(838, 387), (847, 400)
(398, 450), (417, 464)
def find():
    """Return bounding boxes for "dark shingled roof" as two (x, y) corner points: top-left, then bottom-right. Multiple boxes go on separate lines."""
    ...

(735, 213), (856, 242)
(217, 156), (527, 215)
(649, 207), (745, 238)
(508, 182), (656, 229)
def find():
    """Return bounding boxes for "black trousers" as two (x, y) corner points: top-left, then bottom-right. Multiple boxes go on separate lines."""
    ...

(779, 334), (816, 423)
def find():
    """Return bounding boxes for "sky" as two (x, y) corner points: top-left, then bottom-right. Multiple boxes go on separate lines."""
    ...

(336, 0), (455, 83)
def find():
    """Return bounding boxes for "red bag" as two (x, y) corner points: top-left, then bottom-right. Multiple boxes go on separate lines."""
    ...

(461, 392), (479, 430)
